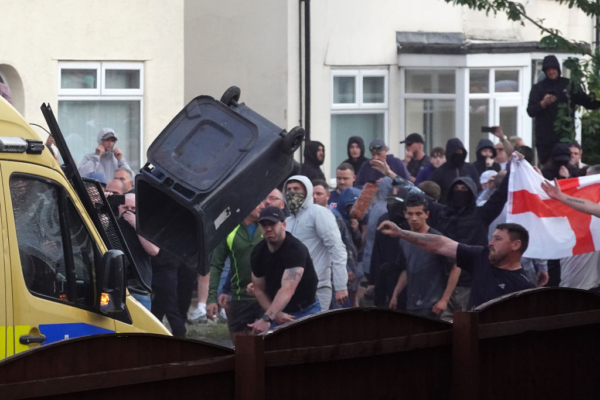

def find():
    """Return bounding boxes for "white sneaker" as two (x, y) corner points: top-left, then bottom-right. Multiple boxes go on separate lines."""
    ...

(219, 308), (227, 321)
(187, 305), (207, 322)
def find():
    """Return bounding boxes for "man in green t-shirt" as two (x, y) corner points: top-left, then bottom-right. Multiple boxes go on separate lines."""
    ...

(206, 202), (264, 343)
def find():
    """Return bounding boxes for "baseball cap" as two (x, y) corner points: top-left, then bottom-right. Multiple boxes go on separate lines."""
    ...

(99, 128), (118, 141)
(258, 206), (286, 224)
(400, 133), (424, 146)
(369, 139), (387, 152)
(479, 170), (498, 185)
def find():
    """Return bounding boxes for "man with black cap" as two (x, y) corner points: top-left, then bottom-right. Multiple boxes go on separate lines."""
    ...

(79, 128), (133, 180)
(248, 206), (320, 334)
(401, 133), (430, 182)
(527, 54), (600, 165)
(355, 138), (410, 188)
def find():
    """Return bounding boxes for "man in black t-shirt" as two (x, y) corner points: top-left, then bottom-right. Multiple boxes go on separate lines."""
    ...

(249, 206), (320, 334)
(378, 221), (534, 309)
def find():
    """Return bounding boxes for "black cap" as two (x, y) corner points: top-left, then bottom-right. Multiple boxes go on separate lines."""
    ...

(369, 138), (387, 152)
(401, 133), (424, 145)
(258, 206), (286, 223)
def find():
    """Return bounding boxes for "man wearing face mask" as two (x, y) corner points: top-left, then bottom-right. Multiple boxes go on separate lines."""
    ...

(431, 138), (481, 205)
(283, 175), (348, 311)
(542, 143), (579, 180)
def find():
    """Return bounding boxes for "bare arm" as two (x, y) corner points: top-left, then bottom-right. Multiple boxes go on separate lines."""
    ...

(263, 267), (305, 321)
(389, 270), (407, 309)
(138, 235), (159, 256)
(377, 221), (458, 259)
(433, 264), (460, 315)
(251, 274), (272, 312)
(491, 126), (514, 156)
(541, 178), (600, 218)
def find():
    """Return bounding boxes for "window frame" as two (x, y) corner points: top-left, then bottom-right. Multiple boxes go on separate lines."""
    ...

(330, 68), (389, 181)
(101, 62), (144, 96)
(58, 61), (145, 170)
(331, 69), (388, 110)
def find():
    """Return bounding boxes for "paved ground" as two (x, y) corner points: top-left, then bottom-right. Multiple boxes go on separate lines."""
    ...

(185, 318), (233, 348)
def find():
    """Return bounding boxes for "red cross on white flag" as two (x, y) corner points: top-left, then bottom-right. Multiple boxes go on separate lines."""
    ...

(507, 156), (600, 259)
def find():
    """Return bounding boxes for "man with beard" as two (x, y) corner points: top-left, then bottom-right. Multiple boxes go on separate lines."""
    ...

(431, 138), (480, 204)
(378, 221), (534, 308)
(301, 141), (326, 181)
(401, 133), (430, 182)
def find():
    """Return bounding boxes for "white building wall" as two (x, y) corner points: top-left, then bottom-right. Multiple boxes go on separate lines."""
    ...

(0, 0), (184, 157)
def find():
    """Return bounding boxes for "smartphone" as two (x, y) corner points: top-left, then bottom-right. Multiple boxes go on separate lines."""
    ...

(481, 126), (496, 133)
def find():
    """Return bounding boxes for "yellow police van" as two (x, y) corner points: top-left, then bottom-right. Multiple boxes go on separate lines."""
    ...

(0, 97), (169, 360)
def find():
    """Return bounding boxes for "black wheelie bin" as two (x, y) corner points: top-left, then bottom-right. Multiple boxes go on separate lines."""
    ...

(136, 86), (304, 274)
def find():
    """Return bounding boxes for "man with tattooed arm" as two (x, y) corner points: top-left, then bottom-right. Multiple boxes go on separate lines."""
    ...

(248, 206), (320, 334)
(378, 220), (534, 309)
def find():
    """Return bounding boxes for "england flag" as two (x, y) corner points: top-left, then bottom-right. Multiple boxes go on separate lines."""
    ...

(506, 156), (600, 259)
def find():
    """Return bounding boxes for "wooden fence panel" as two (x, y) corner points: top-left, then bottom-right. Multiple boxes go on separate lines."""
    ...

(0, 333), (235, 400)
(259, 308), (453, 400)
(460, 288), (600, 400)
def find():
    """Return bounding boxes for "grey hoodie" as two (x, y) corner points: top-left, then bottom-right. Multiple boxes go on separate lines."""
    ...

(78, 128), (133, 181)
(283, 175), (348, 292)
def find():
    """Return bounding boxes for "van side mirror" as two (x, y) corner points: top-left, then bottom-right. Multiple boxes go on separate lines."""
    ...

(97, 250), (126, 314)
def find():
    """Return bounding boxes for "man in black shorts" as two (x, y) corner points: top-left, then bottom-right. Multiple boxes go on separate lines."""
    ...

(248, 206), (320, 334)
(378, 221), (535, 309)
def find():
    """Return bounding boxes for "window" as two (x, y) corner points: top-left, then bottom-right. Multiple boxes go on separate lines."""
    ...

(403, 69), (456, 154)
(58, 62), (143, 175)
(11, 175), (99, 309)
(467, 68), (522, 159)
(331, 69), (388, 176)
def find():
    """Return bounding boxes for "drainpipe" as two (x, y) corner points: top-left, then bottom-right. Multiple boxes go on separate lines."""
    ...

(302, 0), (311, 142)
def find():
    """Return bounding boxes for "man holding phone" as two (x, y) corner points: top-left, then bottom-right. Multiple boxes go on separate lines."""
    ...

(527, 55), (600, 165)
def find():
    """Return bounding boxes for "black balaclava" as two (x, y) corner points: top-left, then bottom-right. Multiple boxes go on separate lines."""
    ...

(450, 152), (466, 168)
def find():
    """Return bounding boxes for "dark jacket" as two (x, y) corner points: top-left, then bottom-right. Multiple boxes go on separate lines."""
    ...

(356, 154), (409, 188)
(342, 136), (368, 175)
(431, 138), (481, 204)
(429, 176), (508, 248)
(414, 163), (436, 185)
(301, 141), (326, 181)
(472, 138), (501, 177)
(428, 175), (510, 287)
(337, 187), (363, 249)
(527, 55), (600, 147)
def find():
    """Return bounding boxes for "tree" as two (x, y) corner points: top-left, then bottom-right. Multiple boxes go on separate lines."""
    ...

(444, 0), (600, 165)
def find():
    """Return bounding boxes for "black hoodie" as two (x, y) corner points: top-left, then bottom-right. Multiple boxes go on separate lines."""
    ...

(527, 55), (600, 151)
(471, 138), (501, 176)
(342, 136), (367, 175)
(431, 138), (481, 204)
(301, 140), (326, 181)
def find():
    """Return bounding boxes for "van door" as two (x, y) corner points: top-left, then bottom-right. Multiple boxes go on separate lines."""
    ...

(0, 168), (6, 359)
(1, 162), (115, 354)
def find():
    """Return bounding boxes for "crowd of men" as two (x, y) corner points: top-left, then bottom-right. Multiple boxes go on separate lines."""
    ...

(4, 54), (599, 340)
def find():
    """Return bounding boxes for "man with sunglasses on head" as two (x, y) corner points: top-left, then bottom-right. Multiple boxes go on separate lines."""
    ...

(355, 139), (409, 189)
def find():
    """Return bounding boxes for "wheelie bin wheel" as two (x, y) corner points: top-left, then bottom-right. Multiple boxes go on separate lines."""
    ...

(281, 127), (305, 155)
(220, 86), (241, 107)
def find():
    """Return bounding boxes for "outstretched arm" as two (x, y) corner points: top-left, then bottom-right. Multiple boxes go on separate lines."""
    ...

(377, 221), (458, 259)
(541, 178), (600, 218)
